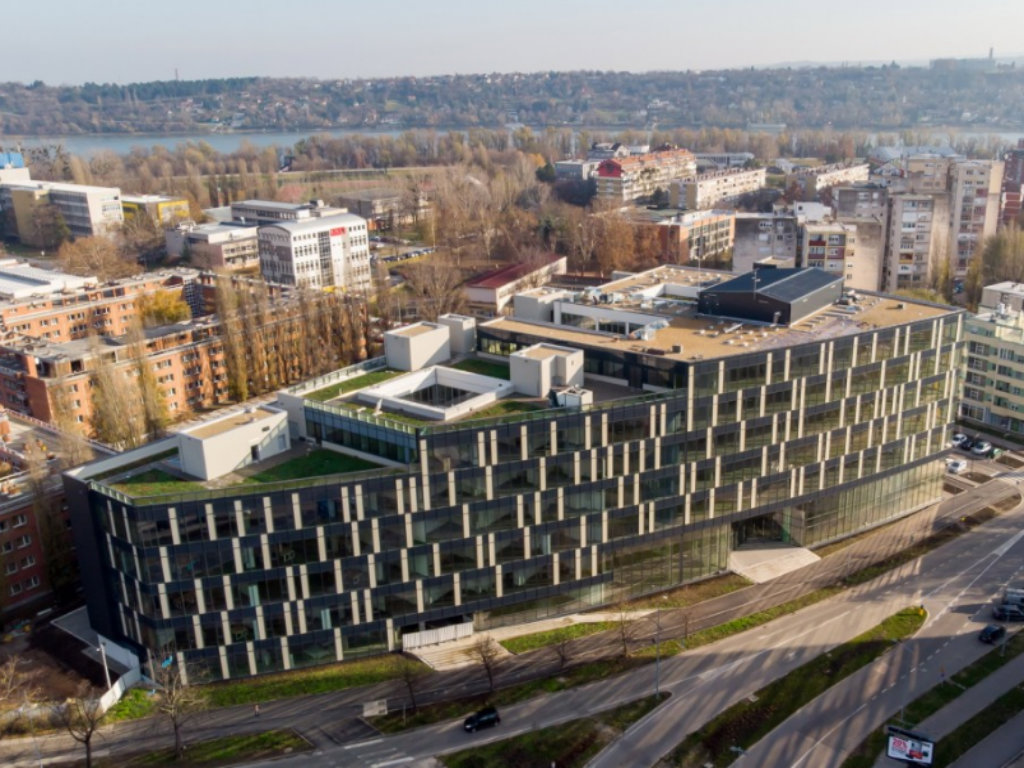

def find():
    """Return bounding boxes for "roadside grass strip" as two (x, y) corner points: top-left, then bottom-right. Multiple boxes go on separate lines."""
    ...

(841, 629), (1024, 768)
(106, 730), (310, 766)
(667, 607), (926, 768)
(499, 622), (617, 654)
(930, 684), (1024, 766)
(440, 693), (668, 768)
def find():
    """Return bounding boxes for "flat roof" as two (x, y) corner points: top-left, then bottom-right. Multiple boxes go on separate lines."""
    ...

(519, 345), (570, 360)
(185, 406), (281, 440)
(487, 293), (951, 363)
(389, 322), (441, 338)
(261, 214), (365, 235)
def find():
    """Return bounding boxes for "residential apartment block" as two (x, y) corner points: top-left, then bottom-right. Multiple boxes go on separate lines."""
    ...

(732, 213), (799, 274)
(672, 168), (767, 210)
(66, 264), (960, 681)
(882, 194), (950, 294)
(595, 148), (697, 203)
(258, 215), (371, 292)
(787, 163), (870, 202)
(948, 160), (1003, 277)
(962, 282), (1024, 437)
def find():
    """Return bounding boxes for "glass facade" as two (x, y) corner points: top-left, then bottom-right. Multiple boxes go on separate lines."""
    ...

(72, 311), (962, 681)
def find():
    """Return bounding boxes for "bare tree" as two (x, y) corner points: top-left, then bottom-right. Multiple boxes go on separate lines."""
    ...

(58, 236), (136, 280)
(552, 637), (573, 671)
(0, 657), (40, 737)
(128, 319), (169, 440)
(403, 254), (466, 321)
(470, 637), (502, 693)
(616, 606), (635, 658)
(214, 278), (249, 402)
(149, 649), (209, 760)
(88, 336), (145, 449)
(52, 682), (106, 768)
(394, 656), (429, 712)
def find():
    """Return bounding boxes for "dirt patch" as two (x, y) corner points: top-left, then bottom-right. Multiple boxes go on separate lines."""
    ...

(998, 455), (1024, 469)
(0, 633), (98, 703)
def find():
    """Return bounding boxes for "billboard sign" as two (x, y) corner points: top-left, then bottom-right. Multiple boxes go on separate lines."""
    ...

(886, 726), (934, 765)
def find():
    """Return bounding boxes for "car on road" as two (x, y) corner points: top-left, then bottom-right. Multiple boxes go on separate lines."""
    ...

(464, 705), (500, 732)
(951, 432), (968, 447)
(979, 624), (1007, 644)
(971, 440), (993, 457)
(994, 604), (1024, 622)
(946, 459), (968, 474)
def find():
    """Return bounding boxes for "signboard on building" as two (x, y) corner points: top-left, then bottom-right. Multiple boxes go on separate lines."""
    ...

(886, 726), (934, 765)
(330, 226), (347, 237)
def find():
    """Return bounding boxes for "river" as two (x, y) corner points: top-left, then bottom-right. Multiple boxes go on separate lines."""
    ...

(6, 126), (1023, 159)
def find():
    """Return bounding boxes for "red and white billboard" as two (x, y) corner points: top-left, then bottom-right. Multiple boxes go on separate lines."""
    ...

(886, 727), (934, 765)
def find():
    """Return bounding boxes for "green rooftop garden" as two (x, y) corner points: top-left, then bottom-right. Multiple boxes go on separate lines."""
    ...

(109, 468), (206, 497)
(304, 369), (403, 402)
(458, 399), (545, 421)
(243, 450), (380, 483)
(450, 358), (511, 379)
(334, 400), (429, 426)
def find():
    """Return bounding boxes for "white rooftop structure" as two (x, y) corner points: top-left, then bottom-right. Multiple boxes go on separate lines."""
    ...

(0, 259), (96, 300)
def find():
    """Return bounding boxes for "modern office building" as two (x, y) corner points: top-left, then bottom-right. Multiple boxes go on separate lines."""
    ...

(961, 282), (1024, 437)
(122, 195), (191, 225)
(230, 199), (348, 226)
(0, 181), (124, 246)
(258, 215), (371, 292)
(65, 264), (961, 681)
(166, 221), (260, 271)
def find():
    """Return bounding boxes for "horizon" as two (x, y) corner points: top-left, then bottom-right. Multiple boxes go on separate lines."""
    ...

(7, 0), (1021, 86)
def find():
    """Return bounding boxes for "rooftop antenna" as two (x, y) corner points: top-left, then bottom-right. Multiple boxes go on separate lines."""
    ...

(175, 67), (179, 82)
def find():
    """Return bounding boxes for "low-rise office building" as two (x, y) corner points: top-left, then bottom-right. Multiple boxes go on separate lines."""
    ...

(122, 195), (191, 225)
(66, 264), (961, 681)
(258, 215), (371, 292)
(0, 181), (124, 246)
(166, 221), (260, 271)
(464, 255), (568, 316)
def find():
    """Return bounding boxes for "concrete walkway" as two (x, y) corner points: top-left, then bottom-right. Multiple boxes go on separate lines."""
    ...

(728, 542), (820, 583)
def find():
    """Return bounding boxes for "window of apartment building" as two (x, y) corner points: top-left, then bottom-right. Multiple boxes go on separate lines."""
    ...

(9, 582), (21, 596)
(0, 541), (10, 553)
(21, 555), (35, 568)
(4, 562), (16, 575)
(25, 576), (40, 590)
(12, 514), (26, 528)
(15, 535), (30, 549)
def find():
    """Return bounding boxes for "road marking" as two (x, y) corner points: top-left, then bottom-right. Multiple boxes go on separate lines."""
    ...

(372, 759), (413, 768)
(344, 738), (382, 750)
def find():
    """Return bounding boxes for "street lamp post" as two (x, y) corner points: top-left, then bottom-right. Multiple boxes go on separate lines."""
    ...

(655, 595), (667, 697)
(98, 641), (111, 691)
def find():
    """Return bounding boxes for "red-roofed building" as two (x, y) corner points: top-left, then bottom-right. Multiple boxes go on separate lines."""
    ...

(465, 255), (567, 315)
(596, 148), (697, 203)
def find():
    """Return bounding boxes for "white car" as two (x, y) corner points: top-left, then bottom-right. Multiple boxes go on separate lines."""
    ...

(946, 459), (968, 474)
(951, 432), (968, 447)
(971, 440), (993, 457)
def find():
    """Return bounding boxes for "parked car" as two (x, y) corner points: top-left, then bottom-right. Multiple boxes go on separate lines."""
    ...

(946, 459), (968, 474)
(463, 705), (500, 732)
(959, 438), (975, 452)
(994, 604), (1024, 622)
(951, 432), (968, 447)
(971, 440), (993, 457)
(980, 624), (1007, 644)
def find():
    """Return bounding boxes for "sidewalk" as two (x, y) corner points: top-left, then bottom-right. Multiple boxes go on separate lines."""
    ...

(950, 708), (1024, 768)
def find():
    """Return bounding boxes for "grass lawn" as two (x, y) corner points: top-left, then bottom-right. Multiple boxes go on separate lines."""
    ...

(625, 573), (752, 610)
(500, 622), (617, 654)
(110, 729), (310, 766)
(205, 655), (420, 707)
(441, 693), (668, 768)
(333, 400), (428, 426)
(842, 627), (1024, 768)
(244, 450), (378, 483)
(450, 359), (511, 379)
(670, 607), (927, 768)
(932, 685), (1024, 766)
(110, 469), (206, 497)
(304, 369), (402, 402)
(462, 400), (545, 421)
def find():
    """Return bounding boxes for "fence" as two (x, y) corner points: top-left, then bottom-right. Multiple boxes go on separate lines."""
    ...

(401, 622), (474, 650)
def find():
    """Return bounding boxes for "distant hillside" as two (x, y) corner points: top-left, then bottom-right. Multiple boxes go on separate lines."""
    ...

(1, 65), (1023, 137)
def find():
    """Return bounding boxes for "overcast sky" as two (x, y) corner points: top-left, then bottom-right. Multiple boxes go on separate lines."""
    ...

(6, 0), (1021, 85)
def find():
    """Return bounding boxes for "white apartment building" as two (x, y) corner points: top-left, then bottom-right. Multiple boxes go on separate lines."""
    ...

(674, 167), (767, 209)
(258, 214), (371, 293)
(799, 222), (878, 290)
(788, 163), (871, 201)
(948, 160), (1003, 277)
(883, 194), (950, 294)
(166, 221), (260, 271)
(595, 148), (697, 203)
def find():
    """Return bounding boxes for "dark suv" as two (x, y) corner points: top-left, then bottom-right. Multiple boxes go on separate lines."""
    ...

(980, 624), (1007, 644)
(463, 705), (500, 732)
(994, 604), (1024, 622)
